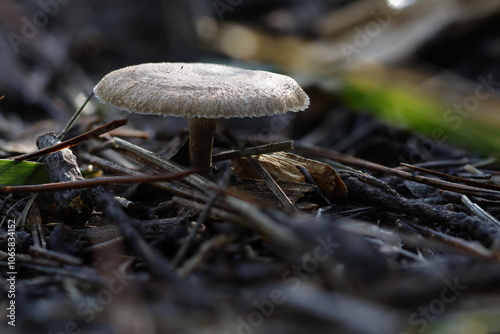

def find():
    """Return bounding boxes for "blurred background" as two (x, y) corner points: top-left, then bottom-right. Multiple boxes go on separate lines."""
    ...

(3, 2), (500, 334)
(1, 0), (500, 160)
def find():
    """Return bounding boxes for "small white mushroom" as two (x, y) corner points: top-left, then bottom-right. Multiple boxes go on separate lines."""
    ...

(93, 62), (309, 174)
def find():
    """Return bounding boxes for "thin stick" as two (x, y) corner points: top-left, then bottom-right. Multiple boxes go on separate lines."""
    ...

(171, 190), (221, 268)
(296, 143), (500, 200)
(29, 246), (83, 265)
(0, 196), (28, 229)
(212, 141), (294, 162)
(222, 129), (297, 212)
(297, 165), (331, 206)
(404, 220), (494, 259)
(172, 169), (231, 268)
(29, 201), (47, 248)
(177, 234), (237, 277)
(82, 236), (125, 254)
(80, 152), (206, 202)
(172, 196), (246, 226)
(11, 119), (128, 161)
(58, 91), (94, 140)
(95, 190), (178, 280)
(108, 136), (211, 192)
(461, 195), (500, 228)
(17, 263), (106, 285)
(24, 197), (41, 246)
(401, 162), (500, 192)
(0, 169), (197, 194)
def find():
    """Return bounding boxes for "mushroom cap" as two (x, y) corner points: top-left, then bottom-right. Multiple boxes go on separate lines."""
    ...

(93, 62), (309, 119)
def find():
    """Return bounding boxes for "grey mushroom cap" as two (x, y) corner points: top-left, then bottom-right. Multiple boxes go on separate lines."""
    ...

(93, 62), (310, 118)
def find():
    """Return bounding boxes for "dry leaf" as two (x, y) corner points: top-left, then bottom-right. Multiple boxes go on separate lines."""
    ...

(232, 151), (347, 199)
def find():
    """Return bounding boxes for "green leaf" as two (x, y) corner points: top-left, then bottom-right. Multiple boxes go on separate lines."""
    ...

(339, 73), (500, 154)
(0, 159), (50, 186)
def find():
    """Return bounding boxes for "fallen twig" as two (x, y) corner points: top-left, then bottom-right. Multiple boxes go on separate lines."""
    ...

(341, 172), (500, 246)
(177, 234), (237, 277)
(11, 119), (128, 161)
(58, 91), (94, 140)
(222, 129), (297, 212)
(80, 152), (205, 202)
(461, 195), (500, 228)
(107, 136), (211, 192)
(171, 185), (223, 269)
(401, 162), (500, 192)
(403, 221), (494, 259)
(29, 245), (83, 266)
(296, 143), (500, 200)
(212, 140), (294, 162)
(0, 170), (198, 194)
(93, 188), (178, 280)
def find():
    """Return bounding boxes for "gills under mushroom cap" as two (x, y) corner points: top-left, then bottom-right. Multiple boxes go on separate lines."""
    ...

(93, 62), (309, 118)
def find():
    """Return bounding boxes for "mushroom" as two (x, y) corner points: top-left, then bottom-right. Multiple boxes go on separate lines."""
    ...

(93, 62), (309, 174)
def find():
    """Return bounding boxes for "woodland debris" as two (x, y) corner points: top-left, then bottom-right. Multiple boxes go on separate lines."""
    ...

(11, 119), (128, 161)
(229, 179), (318, 210)
(0, 229), (31, 253)
(171, 188), (222, 268)
(233, 151), (347, 200)
(93, 187), (179, 280)
(0, 170), (198, 194)
(212, 140), (294, 162)
(74, 217), (187, 245)
(342, 172), (500, 246)
(297, 143), (500, 200)
(29, 245), (82, 266)
(223, 129), (297, 212)
(37, 132), (91, 227)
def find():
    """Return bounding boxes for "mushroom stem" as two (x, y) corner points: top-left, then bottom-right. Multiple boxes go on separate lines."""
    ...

(188, 117), (217, 174)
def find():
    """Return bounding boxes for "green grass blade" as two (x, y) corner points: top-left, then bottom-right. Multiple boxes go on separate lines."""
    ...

(0, 159), (50, 186)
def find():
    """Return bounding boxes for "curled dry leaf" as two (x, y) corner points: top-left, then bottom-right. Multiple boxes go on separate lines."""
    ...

(232, 151), (347, 199)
